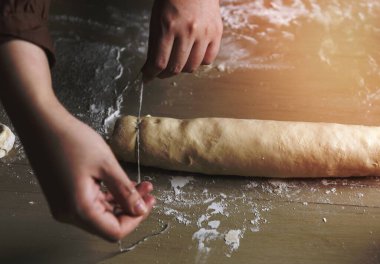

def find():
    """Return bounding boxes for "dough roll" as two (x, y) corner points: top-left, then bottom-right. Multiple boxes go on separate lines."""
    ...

(0, 124), (15, 159)
(110, 115), (380, 178)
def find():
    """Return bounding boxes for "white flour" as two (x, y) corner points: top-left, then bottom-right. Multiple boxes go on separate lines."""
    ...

(152, 176), (274, 260)
(225, 229), (242, 253)
(170, 176), (195, 196)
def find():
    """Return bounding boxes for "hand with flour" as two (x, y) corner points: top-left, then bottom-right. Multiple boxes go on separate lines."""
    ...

(0, 40), (155, 242)
(142, 0), (223, 81)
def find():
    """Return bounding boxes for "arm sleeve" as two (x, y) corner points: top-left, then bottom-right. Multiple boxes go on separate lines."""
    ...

(0, 0), (55, 67)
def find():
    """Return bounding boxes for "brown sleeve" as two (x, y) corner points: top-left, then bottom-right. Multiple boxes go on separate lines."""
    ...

(0, 0), (55, 67)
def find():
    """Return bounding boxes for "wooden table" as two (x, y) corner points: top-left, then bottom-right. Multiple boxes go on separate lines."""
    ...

(1, 0), (380, 263)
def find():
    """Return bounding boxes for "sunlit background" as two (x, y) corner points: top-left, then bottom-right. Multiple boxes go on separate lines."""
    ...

(45, 0), (380, 138)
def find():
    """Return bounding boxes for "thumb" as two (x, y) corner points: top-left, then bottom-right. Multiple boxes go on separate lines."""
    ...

(102, 162), (148, 216)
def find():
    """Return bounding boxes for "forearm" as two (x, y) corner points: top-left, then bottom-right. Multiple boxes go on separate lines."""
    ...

(0, 41), (154, 239)
(0, 40), (68, 137)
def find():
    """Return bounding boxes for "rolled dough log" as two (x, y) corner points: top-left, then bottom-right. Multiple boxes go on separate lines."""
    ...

(110, 115), (380, 178)
(0, 124), (15, 158)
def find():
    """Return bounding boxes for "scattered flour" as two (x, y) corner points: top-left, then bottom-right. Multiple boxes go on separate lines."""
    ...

(103, 107), (120, 136)
(250, 206), (264, 232)
(197, 214), (211, 227)
(207, 201), (228, 216)
(325, 188), (337, 195)
(246, 181), (259, 188)
(269, 180), (291, 194)
(208, 221), (221, 229)
(155, 179), (273, 260)
(164, 208), (191, 226)
(321, 179), (330, 186)
(170, 176), (195, 196)
(192, 228), (220, 252)
(225, 229), (243, 255)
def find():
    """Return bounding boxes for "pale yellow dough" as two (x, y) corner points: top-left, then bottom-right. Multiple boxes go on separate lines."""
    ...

(0, 124), (15, 159)
(110, 115), (380, 178)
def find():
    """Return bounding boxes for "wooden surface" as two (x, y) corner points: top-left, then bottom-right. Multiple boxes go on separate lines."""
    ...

(1, 0), (380, 263)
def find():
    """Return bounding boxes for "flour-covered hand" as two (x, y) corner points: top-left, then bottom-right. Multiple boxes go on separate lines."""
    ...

(142, 0), (223, 81)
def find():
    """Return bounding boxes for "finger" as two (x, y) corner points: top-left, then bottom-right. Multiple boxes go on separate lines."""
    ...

(104, 191), (115, 202)
(182, 41), (209, 73)
(142, 193), (156, 208)
(113, 204), (123, 216)
(136, 181), (154, 196)
(77, 205), (145, 242)
(142, 33), (174, 82)
(158, 36), (194, 79)
(104, 181), (153, 205)
(117, 201), (154, 238)
(202, 41), (221, 65)
(112, 194), (155, 240)
(102, 162), (148, 216)
(67, 191), (123, 242)
(73, 189), (155, 242)
(97, 191), (115, 212)
(101, 199), (115, 213)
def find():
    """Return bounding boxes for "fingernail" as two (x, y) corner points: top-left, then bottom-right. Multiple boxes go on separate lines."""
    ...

(134, 199), (147, 214)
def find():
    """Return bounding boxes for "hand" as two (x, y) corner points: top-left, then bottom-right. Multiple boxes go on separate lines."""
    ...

(0, 37), (155, 242)
(142, 0), (223, 81)
(25, 107), (156, 241)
